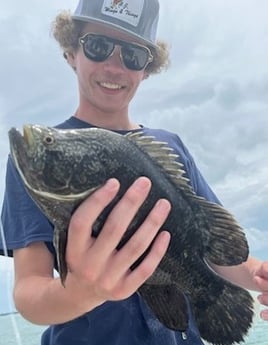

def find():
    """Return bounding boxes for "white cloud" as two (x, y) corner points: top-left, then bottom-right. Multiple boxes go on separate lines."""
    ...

(0, 0), (267, 310)
(245, 228), (268, 252)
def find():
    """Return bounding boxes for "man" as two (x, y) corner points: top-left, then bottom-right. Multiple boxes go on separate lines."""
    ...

(1, 1), (267, 344)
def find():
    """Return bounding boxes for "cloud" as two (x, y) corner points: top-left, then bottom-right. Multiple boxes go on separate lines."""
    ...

(0, 0), (267, 307)
(244, 228), (268, 261)
(130, 0), (268, 262)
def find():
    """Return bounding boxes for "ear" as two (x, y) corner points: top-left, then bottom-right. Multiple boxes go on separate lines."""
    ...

(142, 72), (149, 80)
(63, 52), (77, 72)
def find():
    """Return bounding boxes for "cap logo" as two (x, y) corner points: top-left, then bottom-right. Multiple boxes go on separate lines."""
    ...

(101, 0), (144, 27)
(112, 0), (123, 6)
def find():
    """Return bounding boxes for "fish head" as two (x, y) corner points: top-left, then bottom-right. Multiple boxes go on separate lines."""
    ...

(8, 124), (116, 199)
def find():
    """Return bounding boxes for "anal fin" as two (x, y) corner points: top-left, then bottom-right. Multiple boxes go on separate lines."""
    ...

(138, 283), (188, 331)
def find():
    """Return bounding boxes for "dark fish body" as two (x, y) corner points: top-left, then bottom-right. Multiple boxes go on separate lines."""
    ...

(9, 125), (254, 345)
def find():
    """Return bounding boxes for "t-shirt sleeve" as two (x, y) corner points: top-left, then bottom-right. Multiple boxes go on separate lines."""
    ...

(171, 134), (221, 205)
(0, 156), (54, 256)
(183, 149), (221, 204)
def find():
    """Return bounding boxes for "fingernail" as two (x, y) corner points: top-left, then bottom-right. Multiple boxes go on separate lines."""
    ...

(156, 199), (171, 213)
(261, 310), (268, 320)
(105, 178), (119, 190)
(133, 177), (151, 190)
(257, 294), (263, 303)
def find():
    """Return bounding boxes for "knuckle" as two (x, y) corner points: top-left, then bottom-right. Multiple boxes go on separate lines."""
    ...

(90, 188), (106, 205)
(97, 277), (120, 299)
(69, 213), (84, 231)
(124, 184), (149, 206)
(98, 276), (113, 291)
(146, 210), (166, 230)
(103, 215), (120, 235)
(85, 270), (98, 283)
(138, 261), (155, 280)
(127, 237), (145, 258)
(109, 288), (125, 301)
(65, 253), (76, 266)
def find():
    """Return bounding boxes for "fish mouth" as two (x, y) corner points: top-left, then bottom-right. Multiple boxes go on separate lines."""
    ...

(8, 127), (26, 162)
(8, 125), (99, 202)
(8, 125), (34, 153)
(23, 125), (35, 147)
(8, 126), (35, 187)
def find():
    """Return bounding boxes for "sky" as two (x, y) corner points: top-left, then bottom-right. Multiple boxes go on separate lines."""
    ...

(0, 0), (268, 316)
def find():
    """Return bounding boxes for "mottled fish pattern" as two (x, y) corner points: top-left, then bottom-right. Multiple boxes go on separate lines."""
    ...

(9, 125), (254, 345)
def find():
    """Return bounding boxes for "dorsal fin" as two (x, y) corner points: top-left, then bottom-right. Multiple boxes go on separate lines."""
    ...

(125, 131), (191, 191)
(125, 131), (249, 266)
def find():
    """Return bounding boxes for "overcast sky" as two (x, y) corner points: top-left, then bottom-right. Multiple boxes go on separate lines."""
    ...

(0, 0), (268, 316)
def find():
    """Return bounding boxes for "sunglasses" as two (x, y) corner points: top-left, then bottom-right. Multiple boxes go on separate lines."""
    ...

(79, 33), (153, 71)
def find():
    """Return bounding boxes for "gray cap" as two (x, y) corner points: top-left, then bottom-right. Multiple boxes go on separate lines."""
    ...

(72, 0), (159, 49)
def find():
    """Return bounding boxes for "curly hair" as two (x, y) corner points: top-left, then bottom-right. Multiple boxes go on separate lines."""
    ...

(51, 10), (170, 75)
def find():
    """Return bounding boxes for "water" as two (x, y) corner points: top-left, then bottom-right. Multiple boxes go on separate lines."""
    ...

(0, 312), (267, 345)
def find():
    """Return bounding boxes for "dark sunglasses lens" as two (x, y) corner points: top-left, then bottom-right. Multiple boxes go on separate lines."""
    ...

(83, 36), (114, 62)
(121, 45), (149, 71)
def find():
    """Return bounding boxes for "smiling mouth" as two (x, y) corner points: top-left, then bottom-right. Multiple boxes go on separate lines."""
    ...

(99, 81), (125, 90)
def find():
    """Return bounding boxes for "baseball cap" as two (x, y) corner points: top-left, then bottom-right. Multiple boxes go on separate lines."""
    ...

(72, 0), (159, 49)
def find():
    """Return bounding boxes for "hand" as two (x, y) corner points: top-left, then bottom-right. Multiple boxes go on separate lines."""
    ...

(254, 261), (268, 320)
(65, 177), (171, 306)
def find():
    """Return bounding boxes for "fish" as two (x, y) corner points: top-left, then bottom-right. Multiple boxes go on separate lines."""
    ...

(8, 124), (254, 345)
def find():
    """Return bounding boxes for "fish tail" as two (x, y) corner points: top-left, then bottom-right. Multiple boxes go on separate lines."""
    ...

(193, 283), (254, 345)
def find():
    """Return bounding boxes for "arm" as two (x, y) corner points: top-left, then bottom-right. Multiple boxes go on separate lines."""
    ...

(210, 257), (268, 320)
(13, 177), (171, 325)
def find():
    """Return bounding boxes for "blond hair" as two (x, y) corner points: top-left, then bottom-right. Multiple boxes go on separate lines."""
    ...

(51, 10), (170, 74)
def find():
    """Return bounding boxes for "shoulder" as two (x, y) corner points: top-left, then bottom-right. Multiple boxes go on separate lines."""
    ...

(142, 127), (221, 204)
(142, 127), (188, 159)
(142, 127), (194, 170)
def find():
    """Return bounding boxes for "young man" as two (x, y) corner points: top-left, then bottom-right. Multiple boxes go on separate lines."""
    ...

(1, 1), (267, 344)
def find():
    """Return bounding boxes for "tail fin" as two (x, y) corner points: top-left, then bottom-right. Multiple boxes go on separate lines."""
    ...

(193, 282), (254, 345)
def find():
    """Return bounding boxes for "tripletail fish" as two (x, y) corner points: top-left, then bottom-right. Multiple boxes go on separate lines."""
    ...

(8, 124), (254, 345)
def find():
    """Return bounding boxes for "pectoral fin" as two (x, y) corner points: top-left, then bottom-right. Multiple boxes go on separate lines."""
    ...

(139, 283), (188, 331)
(53, 227), (68, 286)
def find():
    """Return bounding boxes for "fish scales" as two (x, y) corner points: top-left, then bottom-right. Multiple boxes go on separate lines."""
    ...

(8, 124), (254, 345)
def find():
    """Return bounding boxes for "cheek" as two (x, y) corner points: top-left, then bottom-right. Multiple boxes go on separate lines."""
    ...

(129, 73), (145, 93)
(73, 49), (91, 72)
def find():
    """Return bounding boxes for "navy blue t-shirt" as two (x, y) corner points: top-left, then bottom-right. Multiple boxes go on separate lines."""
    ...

(0, 116), (220, 345)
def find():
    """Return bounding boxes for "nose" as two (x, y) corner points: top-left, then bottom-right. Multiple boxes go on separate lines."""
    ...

(103, 46), (125, 71)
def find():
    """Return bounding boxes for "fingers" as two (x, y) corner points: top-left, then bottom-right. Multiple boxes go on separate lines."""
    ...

(258, 293), (268, 321)
(111, 199), (171, 279)
(90, 193), (171, 300)
(65, 176), (172, 302)
(254, 262), (268, 293)
(67, 178), (120, 255)
(254, 262), (268, 321)
(120, 231), (171, 297)
(93, 177), (152, 256)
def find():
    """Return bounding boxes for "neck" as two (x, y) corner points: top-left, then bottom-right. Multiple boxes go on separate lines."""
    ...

(74, 106), (140, 131)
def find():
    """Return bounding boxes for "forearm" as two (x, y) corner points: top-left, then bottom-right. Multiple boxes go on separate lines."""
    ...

(210, 256), (263, 291)
(14, 273), (105, 325)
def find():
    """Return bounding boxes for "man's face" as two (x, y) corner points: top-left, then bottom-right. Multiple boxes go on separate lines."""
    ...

(69, 22), (149, 118)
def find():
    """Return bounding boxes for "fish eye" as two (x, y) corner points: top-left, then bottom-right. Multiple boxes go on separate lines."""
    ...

(43, 135), (55, 145)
